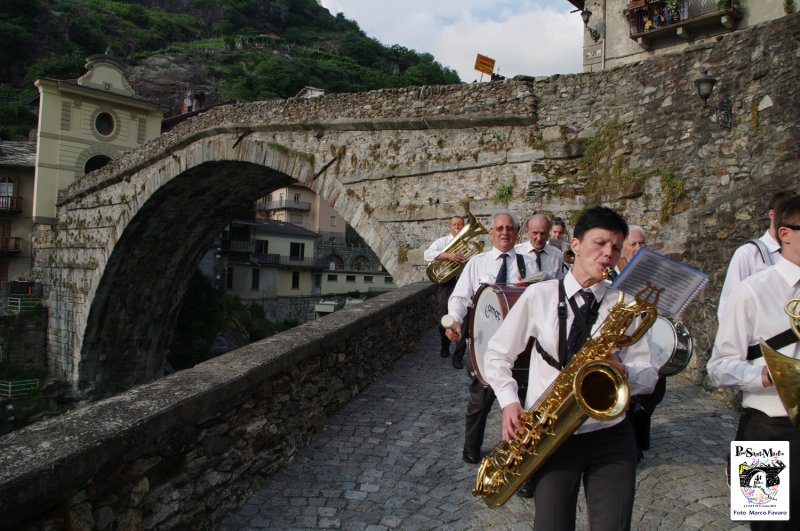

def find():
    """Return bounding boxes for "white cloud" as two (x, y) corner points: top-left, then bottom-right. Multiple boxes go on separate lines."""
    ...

(320, 0), (583, 82)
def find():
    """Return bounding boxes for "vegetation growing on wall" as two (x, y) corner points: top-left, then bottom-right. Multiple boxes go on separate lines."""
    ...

(494, 182), (514, 204)
(581, 117), (646, 199)
(658, 169), (686, 222)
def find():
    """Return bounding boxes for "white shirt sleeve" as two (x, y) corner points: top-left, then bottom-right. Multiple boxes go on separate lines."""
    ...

(708, 281), (765, 391)
(447, 258), (477, 324)
(423, 235), (450, 262)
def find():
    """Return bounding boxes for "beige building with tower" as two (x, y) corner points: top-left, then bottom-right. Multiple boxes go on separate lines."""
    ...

(32, 53), (166, 223)
(569, 0), (789, 72)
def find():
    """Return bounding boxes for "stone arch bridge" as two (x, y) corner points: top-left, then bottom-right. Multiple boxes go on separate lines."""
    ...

(35, 13), (800, 394)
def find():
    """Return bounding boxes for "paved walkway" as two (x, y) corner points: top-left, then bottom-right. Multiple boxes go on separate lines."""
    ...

(221, 328), (748, 530)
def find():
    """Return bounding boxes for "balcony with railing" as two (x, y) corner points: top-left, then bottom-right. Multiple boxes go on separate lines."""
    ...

(626, 0), (742, 45)
(0, 196), (23, 213)
(0, 237), (22, 254)
(220, 238), (255, 254)
(253, 252), (327, 269)
(255, 199), (312, 212)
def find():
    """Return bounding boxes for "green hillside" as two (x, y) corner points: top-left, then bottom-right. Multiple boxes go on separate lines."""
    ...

(0, 0), (461, 137)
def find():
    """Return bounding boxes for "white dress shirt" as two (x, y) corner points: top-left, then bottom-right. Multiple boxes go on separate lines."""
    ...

(484, 270), (658, 434)
(447, 248), (536, 325)
(718, 231), (780, 320)
(708, 255), (800, 417)
(514, 242), (564, 279)
(423, 234), (454, 263)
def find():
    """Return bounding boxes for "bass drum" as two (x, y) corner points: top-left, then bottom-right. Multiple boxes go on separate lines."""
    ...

(648, 316), (693, 376)
(468, 283), (532, 387)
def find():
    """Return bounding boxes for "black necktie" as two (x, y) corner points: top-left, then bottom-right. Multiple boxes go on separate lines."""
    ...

(565, 289), (596, 362)
(532, 249), (543, 271)
(496, 253), (509, 284)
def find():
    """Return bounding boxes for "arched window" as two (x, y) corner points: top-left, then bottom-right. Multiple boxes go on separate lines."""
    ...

(352, 255), (370, 271)
(326, 254), (344, 271)
(84, 155), (112, 174)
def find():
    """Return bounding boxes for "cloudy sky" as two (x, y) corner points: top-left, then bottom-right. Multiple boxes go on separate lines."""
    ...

(319, 0), (584, 82)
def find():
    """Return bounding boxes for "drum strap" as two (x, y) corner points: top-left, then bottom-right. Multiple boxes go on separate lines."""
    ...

(746, 329), (799, 360)
(516, 253), (526, 279)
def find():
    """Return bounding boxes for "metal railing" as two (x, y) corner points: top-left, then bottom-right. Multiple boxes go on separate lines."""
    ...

(0, 196), (23, 212)
(253, 253), (328, 269)
(255, 199), (312, 212)
(0, 379), (39, 398)
(6, 297), (42, 314)
(0, 237), (22, 252)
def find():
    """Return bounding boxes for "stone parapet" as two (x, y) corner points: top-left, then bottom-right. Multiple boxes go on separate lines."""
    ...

(0, 282), (436, 530)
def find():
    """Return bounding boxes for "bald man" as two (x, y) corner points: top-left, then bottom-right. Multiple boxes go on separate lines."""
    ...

(515, 214), (564, 279)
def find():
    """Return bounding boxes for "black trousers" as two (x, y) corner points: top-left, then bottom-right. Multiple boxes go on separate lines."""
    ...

(530, 420), (638, 531)
(464, 375), (495, 455)
(734, 408), (800, 531)
(464, 376), (526, 456)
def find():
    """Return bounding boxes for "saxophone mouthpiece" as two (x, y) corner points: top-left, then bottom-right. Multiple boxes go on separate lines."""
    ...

(604, 267), (617, 281)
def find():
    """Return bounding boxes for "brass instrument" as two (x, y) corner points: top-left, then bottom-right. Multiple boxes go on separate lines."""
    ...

(473, 282), (661, 507)
(760, 295), (800, 429)
(426, 212), (487, 284)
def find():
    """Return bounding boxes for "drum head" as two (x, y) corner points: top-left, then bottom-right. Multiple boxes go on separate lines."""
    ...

(469, 285), (511, 386)
(648, 316), (677, 371)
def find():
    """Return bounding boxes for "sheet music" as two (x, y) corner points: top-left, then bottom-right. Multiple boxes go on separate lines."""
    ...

(611, 247), (707, 318)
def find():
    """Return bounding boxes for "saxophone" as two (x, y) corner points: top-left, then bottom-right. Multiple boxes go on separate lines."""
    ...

(473, 281), (662, 507)
(426, 212), (487, 284)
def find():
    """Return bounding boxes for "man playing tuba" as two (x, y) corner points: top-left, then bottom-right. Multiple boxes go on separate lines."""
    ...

(708, 194), (800, 531)
(483, 207), (658, 530)
(424, 216), (467, 363)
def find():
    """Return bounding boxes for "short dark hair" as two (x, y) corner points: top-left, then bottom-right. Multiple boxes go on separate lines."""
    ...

(775, 195), (800, 233)
(552, 217), (566, 230)
(573, 206), (628, 240)
(768, 191), (797, 212)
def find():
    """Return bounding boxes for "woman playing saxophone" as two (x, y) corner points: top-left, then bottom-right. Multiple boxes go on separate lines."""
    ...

(482, 207), (659, 530)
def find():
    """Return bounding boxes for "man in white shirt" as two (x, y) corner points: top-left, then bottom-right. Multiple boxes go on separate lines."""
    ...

(515, 214), (564, 279)
(708, 195), (800, 531)
(483, 206), (657, 529)
(423, 216), (465, 361)
(445, 212), (536, 464)
(718, 191), (797, 320)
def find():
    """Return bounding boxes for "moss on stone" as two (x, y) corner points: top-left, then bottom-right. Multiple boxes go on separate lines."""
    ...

(658, 169), (687, 222)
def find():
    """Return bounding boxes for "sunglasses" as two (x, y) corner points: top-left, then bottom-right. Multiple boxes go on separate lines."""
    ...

(781, 224), (800, 230)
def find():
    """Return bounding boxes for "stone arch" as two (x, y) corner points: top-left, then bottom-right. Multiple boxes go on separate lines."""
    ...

(48, 134), (324, 394)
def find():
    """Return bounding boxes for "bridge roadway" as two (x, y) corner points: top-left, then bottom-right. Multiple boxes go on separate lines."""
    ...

(221, 328), (748, 531)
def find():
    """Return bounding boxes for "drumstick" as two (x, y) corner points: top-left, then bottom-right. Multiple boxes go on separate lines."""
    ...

(441, 314), (457, 329)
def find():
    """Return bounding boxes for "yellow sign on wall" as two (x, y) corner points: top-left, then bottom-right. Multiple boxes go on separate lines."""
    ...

(474, 54), (496, 75)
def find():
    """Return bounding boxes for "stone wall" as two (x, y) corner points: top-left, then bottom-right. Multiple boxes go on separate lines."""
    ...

(0, 312), (47, 373)
(0, 282), (436, 530)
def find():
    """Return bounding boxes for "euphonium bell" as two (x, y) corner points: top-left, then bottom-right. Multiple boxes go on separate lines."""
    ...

(760, 295), (800, 429)
(426, 212), (487, 284)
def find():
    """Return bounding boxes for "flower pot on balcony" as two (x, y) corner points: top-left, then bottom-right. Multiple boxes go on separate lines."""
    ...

(628, 0), (646, 9)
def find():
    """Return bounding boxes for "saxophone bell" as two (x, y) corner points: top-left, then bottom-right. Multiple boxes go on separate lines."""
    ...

(760, 295), (800, 429)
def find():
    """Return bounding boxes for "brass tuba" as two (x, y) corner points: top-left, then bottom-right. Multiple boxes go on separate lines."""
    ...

(426, 212), (488, 284)
(760, 295), (800, 429)
(473, 282), (661, 507)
